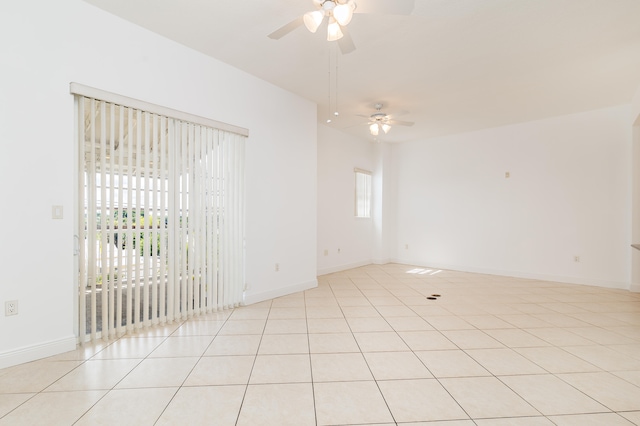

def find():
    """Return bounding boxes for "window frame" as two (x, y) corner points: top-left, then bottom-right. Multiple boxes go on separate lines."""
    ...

(354, 168), (372, 218)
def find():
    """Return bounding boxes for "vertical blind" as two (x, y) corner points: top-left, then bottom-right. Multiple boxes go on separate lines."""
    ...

(73, 85), (247, 342)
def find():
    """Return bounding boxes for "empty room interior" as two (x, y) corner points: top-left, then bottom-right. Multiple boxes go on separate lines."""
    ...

(4, 0), (640, 424)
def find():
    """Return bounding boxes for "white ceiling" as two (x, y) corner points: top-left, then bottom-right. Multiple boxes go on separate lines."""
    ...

(84, 0), (640, 142)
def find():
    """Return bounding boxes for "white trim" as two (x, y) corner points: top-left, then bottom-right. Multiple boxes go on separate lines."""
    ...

(69, 83), (249, 137)
(243, 280), (318, 305)
(390, 258), (631, 290)
(0, 336), (77, 370)
(317, 260), (372, 276)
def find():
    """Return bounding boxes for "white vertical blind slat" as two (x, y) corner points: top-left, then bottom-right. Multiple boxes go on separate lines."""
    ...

(116, 105), (125, 336)
(100, 101), (109, 341)
(77, 97), (87, 344)
(134, 109), (142, 329)
(108, 104), (116, 338)
(125, 107), (134, 332)
(143, 112), (151, 328)
(159, 115), (167, 324)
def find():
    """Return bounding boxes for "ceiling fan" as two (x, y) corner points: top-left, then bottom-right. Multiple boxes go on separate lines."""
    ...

(360, 103), (414, 136)
(268, 0), (416, 54)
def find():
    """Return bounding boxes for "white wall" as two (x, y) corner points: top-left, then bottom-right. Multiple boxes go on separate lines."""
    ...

(317, 124), (374, 274)
(0, 0), (317, 368)
(392, 105), (631, 288)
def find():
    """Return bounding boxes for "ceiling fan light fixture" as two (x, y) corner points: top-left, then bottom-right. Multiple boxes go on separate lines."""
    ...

(303, 10), (324, 33)
(327, 18), (343, 41)
(333, 1), (355, 26)
(382, 123), (391, 134)
(369, 123), (379, 136)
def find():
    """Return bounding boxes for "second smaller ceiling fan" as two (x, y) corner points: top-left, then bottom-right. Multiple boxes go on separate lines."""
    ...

(360, 103), (414, 136)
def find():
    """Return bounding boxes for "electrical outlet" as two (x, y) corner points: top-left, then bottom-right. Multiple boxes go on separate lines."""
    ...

(405, 244), (409, 250)
(574, 256), (580, 263)
(324, 249), (328, 256)
(5, 300), (18, 316)
(275, 263), (280, 272)
(337, 248), (341, 254)
(505, 171), (510, 178)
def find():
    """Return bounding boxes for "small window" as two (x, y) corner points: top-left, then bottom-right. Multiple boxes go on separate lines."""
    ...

(354, 169), (372, 218)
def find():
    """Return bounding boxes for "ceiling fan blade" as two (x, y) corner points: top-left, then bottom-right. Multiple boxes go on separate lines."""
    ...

(338, 25), (356, 54)
(355, 0), (415, 15)
(268, 16), (304, 40)
(387, 119), (414, 126)
(386, 110), (410, 119)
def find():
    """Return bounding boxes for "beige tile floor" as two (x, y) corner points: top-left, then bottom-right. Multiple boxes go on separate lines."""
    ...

(3, 263), (640, 425)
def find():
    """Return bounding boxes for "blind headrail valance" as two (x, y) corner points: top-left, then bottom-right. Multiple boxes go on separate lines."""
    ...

(70, 82), (249, 137)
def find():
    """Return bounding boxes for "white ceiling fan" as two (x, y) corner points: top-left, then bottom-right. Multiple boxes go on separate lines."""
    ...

(361, 103), (414, 136)
(268, 0), (416, 54)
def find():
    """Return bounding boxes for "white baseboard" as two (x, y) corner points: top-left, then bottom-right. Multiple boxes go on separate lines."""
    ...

(243, 279), (318, 305)
(390, 258), (631, 290)
(0, 336), (77, 370)
(372, 258), (390, 265)
(317, 260), (372, 276)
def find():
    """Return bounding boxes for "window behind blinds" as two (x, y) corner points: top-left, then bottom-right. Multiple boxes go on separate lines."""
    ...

(73, 84), (247, 342)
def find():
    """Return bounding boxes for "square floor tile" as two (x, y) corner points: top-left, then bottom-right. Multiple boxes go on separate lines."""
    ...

(515, 347), (601, 373)
(499, 374), (608, 415)
(385, 316), (434, 331)
(309, 333), (360, 353)
(116, 357), (198, 389)
(347, 317), (393, 332)
(442, 330), (504, 349)
(148, 336), (214, 358)
(562, 345), (640, 371)
(258, 334), (309, 355)
(156, 385), (245, 426)
(263, 319), (308, 334)
(218, 319), (266, 335)
(378, 379), (468, 422)
(440, 376), (539, 418)
(398, 331), (457, 351)
(484, 329), (550, 347)
(364, 351), (432, 380)
(172, 320), (224, 336)
(184, 355), (254, 386)
(0, 393), (34, 417)
(524, 328), (595, 346)
(0, 390), (104, 425)
(75, 387), (177, 426)
(46, 359), (141, 391)
(415, 350), (490, 378)
(204, 335), (261, 356)
(557, 372), (640, 411)
(354, 332), (410, 352)
(305, 306), (345, 319)
(314, 381), (394, 425)
(249, 354), (311, 384)
(237, 383), (315, 426)
(306, 318), (351, 333)
(268, 307), (306, 319)
(311, 353), (373, 382)
(466, 348), (546, 375)
(0, 361), (83, 393)
(424, 316), (475, 330)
